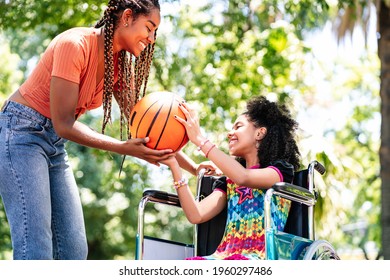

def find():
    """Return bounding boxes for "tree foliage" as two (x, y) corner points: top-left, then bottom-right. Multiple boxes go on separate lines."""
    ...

(0, 0), (382, 259)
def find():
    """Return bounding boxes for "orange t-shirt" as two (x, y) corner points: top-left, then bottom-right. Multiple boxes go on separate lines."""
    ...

(19, 27), (116, 119)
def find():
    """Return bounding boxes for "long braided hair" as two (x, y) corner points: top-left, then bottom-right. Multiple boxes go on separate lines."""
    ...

(238, 96), (301, 171)
(95, 0), (160, 139)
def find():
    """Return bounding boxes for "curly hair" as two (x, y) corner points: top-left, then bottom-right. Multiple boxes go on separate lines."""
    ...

(238, 95), (301, 171)
(95, 0), (160, 139)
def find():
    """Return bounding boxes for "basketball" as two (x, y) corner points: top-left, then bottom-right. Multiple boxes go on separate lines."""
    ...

(129, 91), (189, 151)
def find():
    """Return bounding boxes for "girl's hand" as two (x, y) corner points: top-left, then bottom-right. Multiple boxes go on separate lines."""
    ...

(175, 103), (205, 147)
(159, 155), (179, 169)
(196, 161), (223, 176)
(124, 137), (174, 166)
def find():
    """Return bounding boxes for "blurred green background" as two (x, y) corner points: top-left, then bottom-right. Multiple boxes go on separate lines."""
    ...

(0, 0), (386, 260)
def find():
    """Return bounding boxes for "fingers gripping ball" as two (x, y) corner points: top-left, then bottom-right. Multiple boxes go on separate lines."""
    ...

(129, 91), (189, 151)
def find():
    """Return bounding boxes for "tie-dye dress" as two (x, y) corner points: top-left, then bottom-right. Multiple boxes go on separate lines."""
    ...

(188, 160), (294, 260)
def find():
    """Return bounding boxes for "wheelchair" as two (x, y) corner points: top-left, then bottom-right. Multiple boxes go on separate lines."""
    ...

(136, 160), (340, 260)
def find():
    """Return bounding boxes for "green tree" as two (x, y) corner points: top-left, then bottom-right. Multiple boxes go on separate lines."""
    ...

(0, 34), (23, 100)
(153, 0), (381, 259)
(0, 34), (24, 259)
(328, 0), (387, 259)
(377, 0), (390, 260)
(0, 0), (383, 260)
(0, 0), (104, 75)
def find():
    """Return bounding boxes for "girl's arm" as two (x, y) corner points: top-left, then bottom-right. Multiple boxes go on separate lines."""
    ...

(176, 104), (281, 188)
(49, 76), (173, 166)
(198, 143), (279, 188)
(176, 151), (198, 176)
(162, 156), (226, 224)
(176, 151), (222, 176)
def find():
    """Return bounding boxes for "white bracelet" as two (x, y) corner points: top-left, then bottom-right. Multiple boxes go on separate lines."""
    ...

(197, 139), (210, 151)
(174, 176), (188, 190)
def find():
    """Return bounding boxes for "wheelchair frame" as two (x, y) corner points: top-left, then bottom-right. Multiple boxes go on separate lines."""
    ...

(136, 160), (340, 260)
(264, 161), (339, 260)
(136, 169), (211, 260)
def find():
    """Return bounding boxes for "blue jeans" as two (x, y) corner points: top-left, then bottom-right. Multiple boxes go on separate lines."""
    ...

(0, 101), (87, 259)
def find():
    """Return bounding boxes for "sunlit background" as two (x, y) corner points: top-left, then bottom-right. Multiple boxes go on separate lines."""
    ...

(0, 0), (383, 260)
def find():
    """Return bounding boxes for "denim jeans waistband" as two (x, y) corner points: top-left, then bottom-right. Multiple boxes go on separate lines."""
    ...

(2, 100), (53, 129)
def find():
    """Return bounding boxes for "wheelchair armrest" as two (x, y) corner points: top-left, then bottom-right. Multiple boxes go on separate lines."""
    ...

(142, 189), (181, 207)
(271, 182), (316, 206)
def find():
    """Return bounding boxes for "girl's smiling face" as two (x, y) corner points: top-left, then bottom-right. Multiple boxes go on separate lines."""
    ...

(227, 114), (260, 158)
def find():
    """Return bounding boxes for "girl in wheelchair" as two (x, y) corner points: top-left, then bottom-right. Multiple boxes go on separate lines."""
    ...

(161, 95), (301, 260)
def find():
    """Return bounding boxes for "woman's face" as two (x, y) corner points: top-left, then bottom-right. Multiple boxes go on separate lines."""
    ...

(114, 8), (161, 56)
(227, 114), (260, 158)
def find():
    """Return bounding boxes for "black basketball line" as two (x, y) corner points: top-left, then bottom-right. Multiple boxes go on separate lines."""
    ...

(145, 103), (164, 143)
(154, 95), (175, 149)
(135, 100), (160, 137)
(130, 111), (137, 127)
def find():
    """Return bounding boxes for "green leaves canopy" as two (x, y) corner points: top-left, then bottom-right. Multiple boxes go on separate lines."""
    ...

(0, 0), (381, 259)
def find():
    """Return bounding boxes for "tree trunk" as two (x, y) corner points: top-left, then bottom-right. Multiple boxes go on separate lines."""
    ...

(379, 0), (390, 260)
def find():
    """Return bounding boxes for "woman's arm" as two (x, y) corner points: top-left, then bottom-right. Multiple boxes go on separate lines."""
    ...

(50, 76), (173, 165)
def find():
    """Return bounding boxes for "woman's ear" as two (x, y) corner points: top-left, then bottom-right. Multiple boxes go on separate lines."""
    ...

(122, 8), (133, 26)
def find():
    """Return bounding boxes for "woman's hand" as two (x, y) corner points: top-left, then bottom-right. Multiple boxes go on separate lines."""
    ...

(49, 77), (173, 167)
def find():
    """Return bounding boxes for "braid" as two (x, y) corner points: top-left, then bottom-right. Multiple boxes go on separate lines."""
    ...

(141, 43), (156, 96)
(117, 50), (125, 139)
(97, 0), (160, 137)
(134, 43), (153, 99)
(126, 53), (136, 139)
(100, 2), (117, 134)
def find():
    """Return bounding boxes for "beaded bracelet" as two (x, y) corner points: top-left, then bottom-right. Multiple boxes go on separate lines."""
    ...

(174, 177), (188, 190)
(197, 139), (210, 151)
(205, 144), (216, 158)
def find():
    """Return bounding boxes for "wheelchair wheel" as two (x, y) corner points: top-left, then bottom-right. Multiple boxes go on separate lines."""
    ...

(303, 240), (340, 260)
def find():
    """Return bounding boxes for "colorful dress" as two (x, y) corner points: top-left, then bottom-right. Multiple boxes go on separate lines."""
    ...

(188, 161), (294, 260)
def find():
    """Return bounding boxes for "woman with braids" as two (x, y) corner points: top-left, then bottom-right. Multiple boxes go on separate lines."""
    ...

(161, 95), (301, 260)
(0, 0), (200, 260)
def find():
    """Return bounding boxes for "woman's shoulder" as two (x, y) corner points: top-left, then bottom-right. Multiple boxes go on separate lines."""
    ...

(59, 27), (97, 36)
(50, 27), (97, 47)
(46, 27), (99, 59)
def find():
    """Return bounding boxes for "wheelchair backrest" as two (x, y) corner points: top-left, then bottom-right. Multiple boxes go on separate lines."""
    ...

(196, 175), (227, 256)
(283, 169), (310, 238)
(195, 168), (313, 256)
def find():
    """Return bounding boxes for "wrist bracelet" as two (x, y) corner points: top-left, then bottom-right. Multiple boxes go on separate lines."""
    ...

(174, 177), (188, 190)
(205, 144), (216, 158)
(197, 139), (210, 151)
